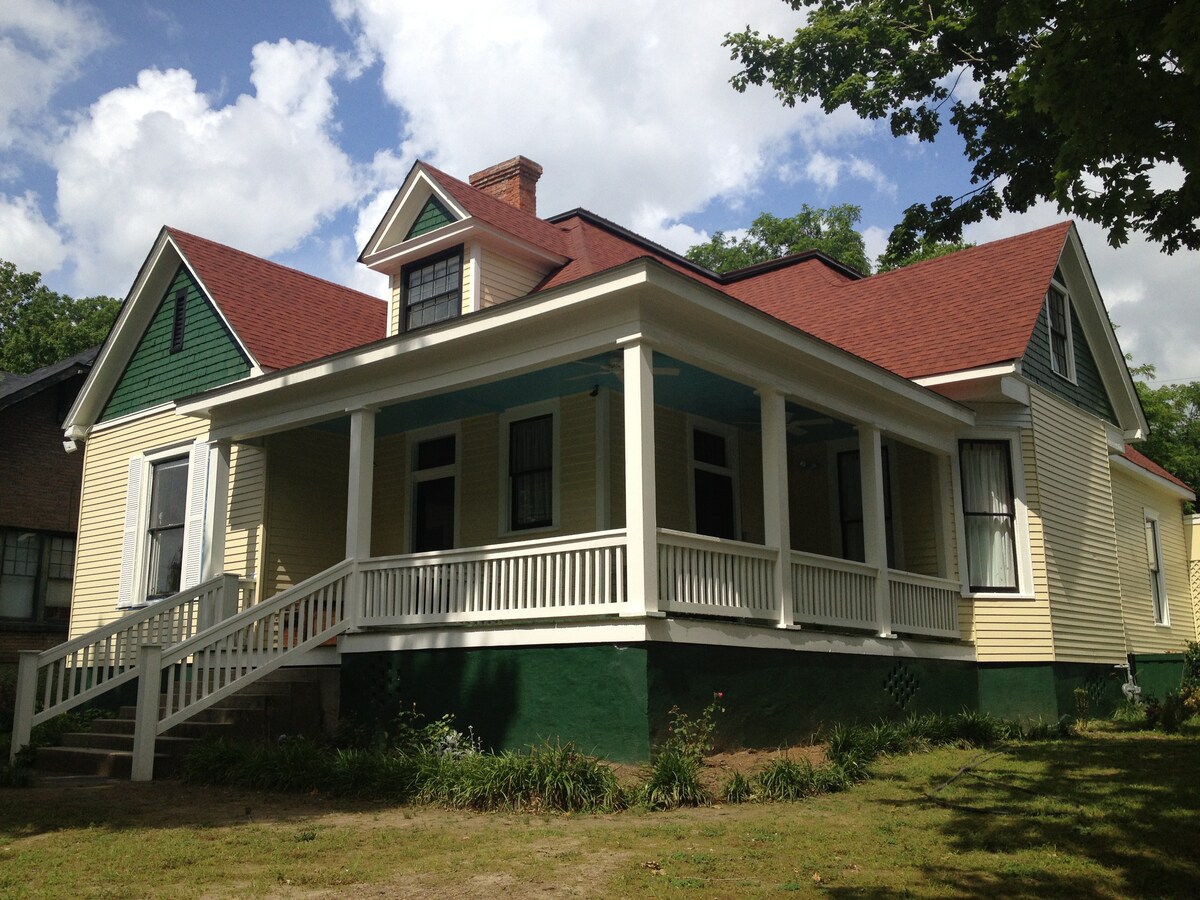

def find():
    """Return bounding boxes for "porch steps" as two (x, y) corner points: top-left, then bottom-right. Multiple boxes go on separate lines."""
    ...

(31, 667), (337, 779)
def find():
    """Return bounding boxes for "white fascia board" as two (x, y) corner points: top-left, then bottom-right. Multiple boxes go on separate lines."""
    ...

(915, 363), (1018, 388)
(63, 232), (179, 437)
(340, 616), (976, 661)
(361, 217), (568, 275)
(176, 265), (653, 422)
(360, 168), (471, 261)
(1110, 453), (1195, 501)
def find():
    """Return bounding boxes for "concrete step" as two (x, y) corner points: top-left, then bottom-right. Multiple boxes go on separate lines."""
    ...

(92, 715), (267, 741)
(35, 746), (177, 779)
(59, 731), (196, 758)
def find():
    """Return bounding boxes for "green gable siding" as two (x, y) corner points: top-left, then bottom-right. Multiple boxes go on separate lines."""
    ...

(405, 196), (455, 240)
(101, 266), (250, 421)
(1023, 298), (1116, 423)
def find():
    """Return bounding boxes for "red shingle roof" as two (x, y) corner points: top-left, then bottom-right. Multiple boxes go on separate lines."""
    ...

(1121, 444), (1192, 492)
(726, 223), (1073, 379)
(168, 228), (386, 371)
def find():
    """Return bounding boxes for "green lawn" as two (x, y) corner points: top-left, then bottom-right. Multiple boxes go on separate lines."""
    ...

(1, 727), (1197, 898)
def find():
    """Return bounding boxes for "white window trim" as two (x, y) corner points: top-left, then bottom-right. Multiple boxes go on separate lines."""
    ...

(686, 416), (742, 541)
(117, 440), (211, 609)
(498, 399), (560, 537)
(1045, 279), (1077, 384)
(952, 430), (1036, 600)
(1144, 508), (1171, 627)
(406, 423), (461, 553)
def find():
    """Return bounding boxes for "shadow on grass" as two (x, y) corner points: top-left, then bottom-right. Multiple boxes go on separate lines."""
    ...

(834, 730), (1200, 898)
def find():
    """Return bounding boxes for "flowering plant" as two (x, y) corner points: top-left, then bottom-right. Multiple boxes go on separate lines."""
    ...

(663, 691), (725, 763)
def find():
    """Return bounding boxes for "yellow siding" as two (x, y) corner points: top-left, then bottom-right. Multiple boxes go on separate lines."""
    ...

(739, 430), (765, 545)
(263, 428), (348, 597)
(71, 410), (209, 637)
(788, 441), (832, 555)
(458, 414), (499, 546)
(371, 433), (407, 556)
(224, 442), (266, 601)
(480, 249), (545, 308)
(460, 252), (474, 315)
(894, 443), (939, 577)
(389, 280), (401, 337)
(655, 408), (690, 532)
(971, 428), (1056, 661)
(1030, 389), (1127, 663)
(1111, 467), (1196, 652)
(559, 394), (596, 534)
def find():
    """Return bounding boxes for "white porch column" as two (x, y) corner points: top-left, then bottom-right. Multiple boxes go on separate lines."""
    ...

(202, 439), (231, 580)
(622, 340), (659, 615)
(858, 424), (894, 638)
(346, 408), (376, 560)
(760, 389), (795, 628)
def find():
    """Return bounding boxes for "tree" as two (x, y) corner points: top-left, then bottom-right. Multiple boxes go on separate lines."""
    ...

(0, 260), (120, 375)
(725, 1), (1200, 262)
(686, 205), (871, 274)
(876, 239), (974, 273)
(1135, 376), (1200, 491)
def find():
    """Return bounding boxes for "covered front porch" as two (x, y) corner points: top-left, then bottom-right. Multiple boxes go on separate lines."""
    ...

(182, 268), (973, 644)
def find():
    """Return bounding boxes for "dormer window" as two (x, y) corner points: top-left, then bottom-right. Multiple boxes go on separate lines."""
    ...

(1046, 283), (1074, 380)
(403, 246), (463, 331)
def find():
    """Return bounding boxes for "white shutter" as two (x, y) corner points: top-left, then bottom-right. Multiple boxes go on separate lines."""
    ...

(180, 441), (210, 590)
(116, 457), (144, 608)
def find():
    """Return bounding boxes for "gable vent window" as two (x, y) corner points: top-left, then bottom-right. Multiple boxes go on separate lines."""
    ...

(1046, 284), (1074, 380)
(403, 247), (462, 331)
(170, 288), (188, 353)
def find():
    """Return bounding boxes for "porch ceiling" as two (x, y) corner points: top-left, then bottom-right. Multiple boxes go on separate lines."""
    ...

(311, 352), (856, 442)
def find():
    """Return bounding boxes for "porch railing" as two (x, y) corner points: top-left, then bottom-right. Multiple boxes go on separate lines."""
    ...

(357, 530), (629, 626)
(131, 560), (356, 779)
(791, 551), (877, 630)
(657, 529), (778, 621)
(888, 570), (960, 639)
(9, 573), (240, 763)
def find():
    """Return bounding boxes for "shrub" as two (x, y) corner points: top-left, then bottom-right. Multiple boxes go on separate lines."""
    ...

(721, 770), (752, 803)
(635, 747), (708, 810)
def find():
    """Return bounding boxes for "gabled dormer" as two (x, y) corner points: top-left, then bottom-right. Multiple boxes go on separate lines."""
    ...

(358, 157), (572, 337)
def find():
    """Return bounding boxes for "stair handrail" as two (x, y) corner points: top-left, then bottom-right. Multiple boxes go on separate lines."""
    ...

(9, 572), (241, 763)
(129, 559), (356, 780)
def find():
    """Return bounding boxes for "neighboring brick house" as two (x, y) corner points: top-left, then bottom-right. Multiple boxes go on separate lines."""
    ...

(0, 348), (96, 661)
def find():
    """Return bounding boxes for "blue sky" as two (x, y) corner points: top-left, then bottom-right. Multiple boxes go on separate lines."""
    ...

(2, 0), (1197, 381)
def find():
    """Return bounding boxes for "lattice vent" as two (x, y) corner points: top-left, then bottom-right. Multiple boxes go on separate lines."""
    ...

(884, 661), (920, 710)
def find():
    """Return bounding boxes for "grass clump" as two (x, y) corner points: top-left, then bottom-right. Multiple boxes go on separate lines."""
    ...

(634, 692), (725, 810)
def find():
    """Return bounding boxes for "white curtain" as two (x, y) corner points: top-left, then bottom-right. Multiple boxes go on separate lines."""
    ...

(962, 442), (1017, 590)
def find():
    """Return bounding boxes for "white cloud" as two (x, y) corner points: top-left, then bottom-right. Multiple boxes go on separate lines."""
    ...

(799, 151), (896, 197)
(333, 0), (859, 239)
(0, 191), (67, 273)
(53, 39), (362, 295)
(0, 0), (107, 150)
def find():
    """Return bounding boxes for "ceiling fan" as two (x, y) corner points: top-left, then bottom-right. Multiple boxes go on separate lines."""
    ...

(567, 355), (681, 383)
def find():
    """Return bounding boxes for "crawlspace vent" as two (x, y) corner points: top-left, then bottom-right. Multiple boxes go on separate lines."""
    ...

(884, 661), (920, 710)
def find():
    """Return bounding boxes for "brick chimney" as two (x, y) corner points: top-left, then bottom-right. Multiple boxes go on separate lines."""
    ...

(469, 156), (543, 215)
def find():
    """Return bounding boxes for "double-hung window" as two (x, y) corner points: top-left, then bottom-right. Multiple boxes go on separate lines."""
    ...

(145, 456), (189, 600)
(403, 247), (462, 331)
(1145, 513), (1170, 625)
(1046, 284), (1074, 380)
(959, 440), (1020, 592)
(509, 414), (554, 530)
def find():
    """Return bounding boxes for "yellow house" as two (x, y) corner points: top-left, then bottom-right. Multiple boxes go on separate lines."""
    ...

(12, 157), (1197, 776)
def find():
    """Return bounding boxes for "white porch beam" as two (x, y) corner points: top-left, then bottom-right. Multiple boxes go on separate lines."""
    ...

(622, 340), (659, 615)
(346, 408), (376, 560)
(858, 425), (894, 638)
(760, 389), (795, 628)
(202, 440), (231, 580)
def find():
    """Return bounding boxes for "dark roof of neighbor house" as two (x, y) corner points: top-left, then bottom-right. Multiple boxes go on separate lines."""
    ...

(1121, 444), (1192, 492)
(0, 346), (98, 412)
(168, 228), (387, 371)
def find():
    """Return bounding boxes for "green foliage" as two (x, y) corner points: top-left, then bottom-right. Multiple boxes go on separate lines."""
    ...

(1074, 687), (1092, 726)
(634, 748), (709, 810)
(1183, 641), (1200, 688)
(661, 692), (725, 763)
(725, 2), (1200, 259)
(0, 260), (119, 374)
(685, 206), (870, 274)
(876, 239), (974, 273)
(1134, 378), (1200, 491)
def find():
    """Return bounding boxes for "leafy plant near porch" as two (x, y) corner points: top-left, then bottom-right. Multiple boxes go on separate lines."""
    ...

(635, 692), (725, 810)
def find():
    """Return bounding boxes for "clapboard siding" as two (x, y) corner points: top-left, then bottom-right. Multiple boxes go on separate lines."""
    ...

(971, 428), (1056, 661)
(371, 433), (407, 556)
(224, 441), (266, 599)
(1111, 467), (1196, 651)
(1023, 299), (1116, 423)
(71, 410), (209, 636)
(1030, 389), (1127, 662)
(102, 266), (250, 421)
(894, 442), (940, 577)
(480, 249), (545, 308)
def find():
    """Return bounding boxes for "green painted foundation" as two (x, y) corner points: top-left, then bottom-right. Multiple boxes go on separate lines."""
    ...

(1131, 653), (1185, 701)
(341, 645), (1175, 761)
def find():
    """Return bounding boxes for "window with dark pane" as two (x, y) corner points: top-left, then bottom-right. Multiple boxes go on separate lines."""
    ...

(0, 530), (41, 619)
(510, 414), (553, 530)
(1046, 286), (1071, 377)
(146, 457), (188, 600)
(403, 247), (462, 330)
(959, 440), (1019, 592)
(170, 288), (188, 353)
